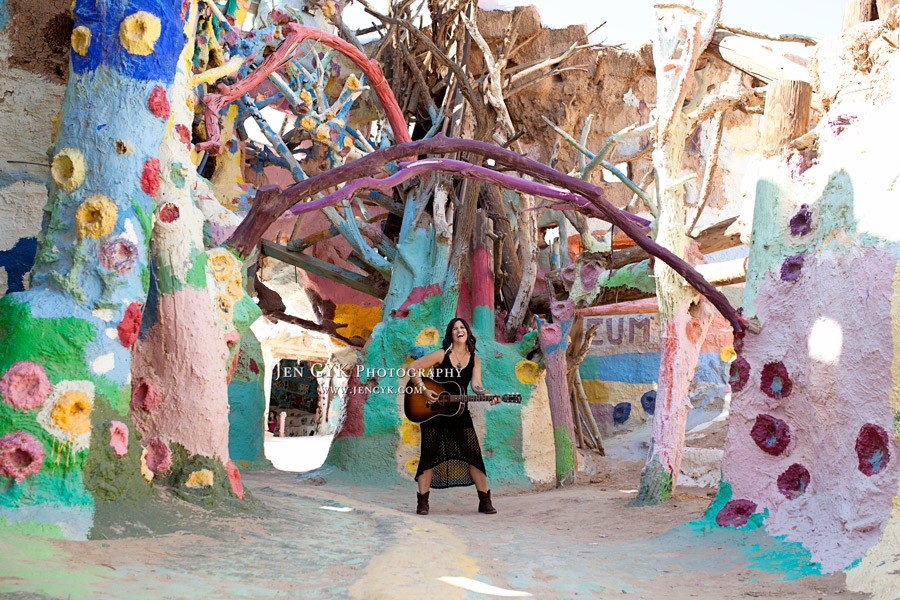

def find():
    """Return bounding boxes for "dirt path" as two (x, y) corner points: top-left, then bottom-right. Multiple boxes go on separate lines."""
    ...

(0, 467), (865, 599)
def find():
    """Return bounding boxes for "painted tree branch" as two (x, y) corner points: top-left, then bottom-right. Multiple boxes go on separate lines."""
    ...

(203, 23), (411, 144)
(226, 136), (743, 333)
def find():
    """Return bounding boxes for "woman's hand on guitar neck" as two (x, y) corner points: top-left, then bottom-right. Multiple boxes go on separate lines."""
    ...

(474, 384), (500, 405)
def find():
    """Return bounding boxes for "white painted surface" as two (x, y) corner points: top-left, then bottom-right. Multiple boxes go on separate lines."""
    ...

(264, 433), (333, 472)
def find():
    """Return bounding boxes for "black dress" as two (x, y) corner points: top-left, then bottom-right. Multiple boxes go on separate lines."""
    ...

(415, 349), (488, 489)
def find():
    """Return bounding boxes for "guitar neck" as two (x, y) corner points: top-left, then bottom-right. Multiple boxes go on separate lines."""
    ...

(448, 395), (513, 402)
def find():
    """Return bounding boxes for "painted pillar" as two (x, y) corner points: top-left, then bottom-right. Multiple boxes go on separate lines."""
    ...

(0, 0), (187, 534)
(633, 2), (721, 506)
(471, 209), (495, 340)
(537, 316), (577, 486)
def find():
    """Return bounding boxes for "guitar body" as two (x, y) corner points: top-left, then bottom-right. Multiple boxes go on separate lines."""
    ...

(404, 378), (466, 424)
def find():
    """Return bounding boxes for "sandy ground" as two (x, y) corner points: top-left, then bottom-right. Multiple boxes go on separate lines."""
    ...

(0, 439), (866, 600)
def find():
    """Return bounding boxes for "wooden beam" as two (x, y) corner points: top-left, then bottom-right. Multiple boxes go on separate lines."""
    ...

(577, 298), (659, 316)
(260, 240), (388, 299)
(614, 215), (744, 269)
(760, 79), (813, 158)
(708, 30), (811, 84)
(693, 256), (748, 287)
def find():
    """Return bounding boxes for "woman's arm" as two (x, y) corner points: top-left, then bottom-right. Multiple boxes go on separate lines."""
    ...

(471, 356), (499, 404)
(407, 349), (445, 395)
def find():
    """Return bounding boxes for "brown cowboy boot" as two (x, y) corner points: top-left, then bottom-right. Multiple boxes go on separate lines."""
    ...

(477, 490), (497, 514)
(416, 491), (430, 515)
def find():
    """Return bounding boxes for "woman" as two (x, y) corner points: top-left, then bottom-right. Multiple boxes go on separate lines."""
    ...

(407, 317), (499, 515)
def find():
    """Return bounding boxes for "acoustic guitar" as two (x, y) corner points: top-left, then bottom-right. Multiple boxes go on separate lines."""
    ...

(404, 377), (522, 424)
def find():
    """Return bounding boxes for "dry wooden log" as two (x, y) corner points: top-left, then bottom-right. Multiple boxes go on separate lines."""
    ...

(693, 256), (749, 287)
(842, 0), (878, 31)
(613, 215), (743, 269)
(708, 31), (811, 84)
(760, 79), (812, 159)
(878, 0), (900, 18)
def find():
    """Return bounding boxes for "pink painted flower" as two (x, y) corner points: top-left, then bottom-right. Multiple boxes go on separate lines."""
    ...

(760, 361), (792, 400)
(98, 238), (138, 274)
(856, 423), (891, 476)
(0, 431), (45, 483)
(0, 361), (52, 410)
(226, 460), (244, 499)
(140, 158), (160, 197)
(777, 463), (810, 500)
(109, 421), (129, 457)
(728, 357), (751, 393)
(144, 438), (172, 473)
(750, 414), (791, 456)
(147, 85), (170, 119)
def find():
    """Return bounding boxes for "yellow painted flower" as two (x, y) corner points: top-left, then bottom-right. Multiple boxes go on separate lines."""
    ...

(226, 274), (244, 300)
(299, 90), (312, 103)
(325, 111), (335, 121)
(300, 116), (315, 130)
(75, 195), (117, 239)
(51, 391), (92, 437)
(207, 250), (236, 282)
(343, 136), (354, 149)
(330, 118), (345, 128)
(515, 360), (540, 385)
(119, 11), (162, 56)
(71, 26), (92, 56)
(719, 345), (737, 362)
(37, 380), (95, 452)
(51, 148), (86, 192)
(315, 124), (330, 141)
(322, 1), (337, 18)
(400, 419), (421, 446)
(416, 327), (440, 347)
(216, 294), (233, 319)
(405, 456), (420, 474)
(185, 469), (214, 488)
(347, 74), (361, 91)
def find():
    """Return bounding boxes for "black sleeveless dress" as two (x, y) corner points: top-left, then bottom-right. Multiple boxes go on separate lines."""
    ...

(415, 350), (488, 488)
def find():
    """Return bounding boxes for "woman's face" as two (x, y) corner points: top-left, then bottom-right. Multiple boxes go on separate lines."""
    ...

(452, 321), (468, 344)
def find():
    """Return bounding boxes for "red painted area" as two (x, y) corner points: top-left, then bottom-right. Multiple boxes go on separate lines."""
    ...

(226, 460), (245, 499)
(176, 124), (191, 145)
(144, 437), (172, 473)
(856, 423), (891, 476)
(334, 367), (367, 439)
(750, 414), (791, 456)
(659, 319), (678, 411)
(249, 359), (259, 374)
(159, 202), (180, 223)
(131, 379), (162, 413)
(686, 317), (703, 345)
(456, 277), (473, 323)
(715, 499), (757, 528)
(117, 302), (142, 348)
(147, 86), (170, 119)
(395, 283), (442, 319)
(471, 247), (494, 309)
(140, 158), (160, 197)
(226, 347), (240, 384)
(777, 463), (810, 500)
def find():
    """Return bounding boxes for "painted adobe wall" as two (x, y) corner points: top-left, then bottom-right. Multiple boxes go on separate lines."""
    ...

(0, 0), (69, 297)
(580, 310), (734, 436)
(712, 12), (900, 587)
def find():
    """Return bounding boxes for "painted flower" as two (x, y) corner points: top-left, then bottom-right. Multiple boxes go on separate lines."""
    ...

(119, 11), (162, 56)
(226, 275), (244, 300)
(760, 361), (792, 400)
(515, 360), (539, 385)
(789, 204), (812, 236)
(0, 361), (52, 410)
(207, 249), (236, 282)
(0, 431), (45, 483)
(51, 147), (86, 192)
(226, 461), (244, 499)
(117, 302), (142, 348)
(715, 499), (757, 528)
(729, 357), (751, 393)
(144, 437), (172, 473)
(299, 90), (312, 103)
(780, 254), (804, 283)
(37, 380), (94, 452)
(185, 469), (214, 488)
(75, 195), (118, 239)
(347, 74), (361, 91)
(98, 237), (138, 273)
(109, 421), (129, 457)
(216, 294), (233, 319)
(315, 125), (331, 142)
(71, 26), (92, 57)
(856, 423), (891, 476)
(130, 379), (162, 413)
(750, 414), (791, 456)
(777, 463), (810, 500)
(301, 116), (315, 130)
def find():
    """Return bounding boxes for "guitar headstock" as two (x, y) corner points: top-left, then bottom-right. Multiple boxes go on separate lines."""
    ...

(502, 394), (522, 404)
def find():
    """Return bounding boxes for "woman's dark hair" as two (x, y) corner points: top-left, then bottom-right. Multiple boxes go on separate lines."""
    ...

(442, 318), (477, 354)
